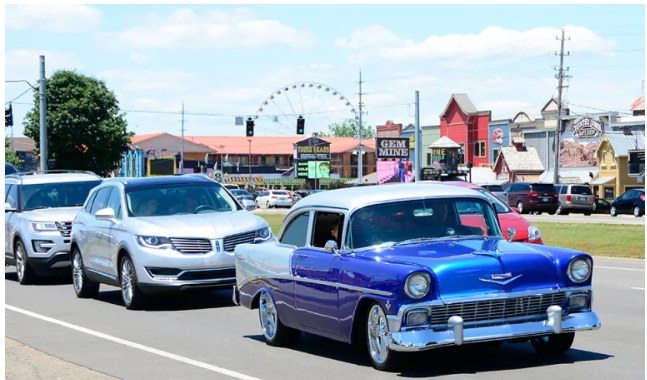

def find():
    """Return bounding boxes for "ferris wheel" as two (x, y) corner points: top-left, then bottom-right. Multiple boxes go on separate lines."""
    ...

(254, 82), (358, 136)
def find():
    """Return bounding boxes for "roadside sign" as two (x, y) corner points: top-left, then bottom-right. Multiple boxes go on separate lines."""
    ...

(235, 116), (243, 126)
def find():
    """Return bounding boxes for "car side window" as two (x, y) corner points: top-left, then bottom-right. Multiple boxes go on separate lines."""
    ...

(560, 186), (567, 194)
(311, 211), (345, 250)
(5, 185), (18, 209)
(90, 188), (112, 215)
(280, 212), (310, 247)
(105, 187), (123, 219)
(84, 191), (98, 212)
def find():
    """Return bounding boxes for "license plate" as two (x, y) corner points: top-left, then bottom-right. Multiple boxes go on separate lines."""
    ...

(578, 197), (587, 201)
(543, 197), (550, 202)
(278, 197), (287, 201)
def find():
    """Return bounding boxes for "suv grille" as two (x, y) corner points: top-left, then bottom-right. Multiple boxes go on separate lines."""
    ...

(429, 292), (567, 326)
(223, 231), (255, 252)
(55, 222), (72, 238)
(169, 238), (212, 254)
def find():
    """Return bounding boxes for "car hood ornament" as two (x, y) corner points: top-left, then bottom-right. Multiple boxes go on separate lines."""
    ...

(471, 247), (503, 259)
(479, 272), (522, 285)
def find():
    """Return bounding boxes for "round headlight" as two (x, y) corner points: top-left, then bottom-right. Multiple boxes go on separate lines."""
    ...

(405, 273), (431, 299)
(568, 258), (591, 283)
(259, 228), (270, 238)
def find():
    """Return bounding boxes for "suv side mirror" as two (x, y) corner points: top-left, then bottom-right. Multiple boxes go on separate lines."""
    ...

(506, 227), (517, 242)
(95, 207), (115, 220)
(5, 202), (16, 213)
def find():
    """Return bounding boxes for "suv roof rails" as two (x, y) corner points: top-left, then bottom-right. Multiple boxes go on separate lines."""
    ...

(6, 169), (102, 179)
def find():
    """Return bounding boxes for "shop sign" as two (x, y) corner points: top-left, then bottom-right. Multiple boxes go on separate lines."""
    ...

(572, 117), (604, 139)
(376, 138), (410, 159)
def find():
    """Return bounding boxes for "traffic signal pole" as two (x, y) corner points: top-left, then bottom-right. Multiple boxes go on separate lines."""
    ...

(39, 55), (48, 174)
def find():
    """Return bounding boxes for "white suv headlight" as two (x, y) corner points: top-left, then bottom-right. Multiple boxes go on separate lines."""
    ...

(135, 235), (173, 249)
(405, 272), (431, 299)
(568, 258), (592, 283)
(254, 227), (273, 243)
(527, 225), (541, 241)
(29, 222), (58, 233)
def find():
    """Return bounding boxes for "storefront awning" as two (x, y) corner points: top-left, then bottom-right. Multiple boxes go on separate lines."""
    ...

(516, 174), (541, 182)
(590, 177), (616, 186)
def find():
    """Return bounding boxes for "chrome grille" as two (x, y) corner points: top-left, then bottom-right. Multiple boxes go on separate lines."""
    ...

(223, 231), (255, 252)
(430, 292), (567, 326)
(55, 222), (72, 238)
(169, 238), (212, 254)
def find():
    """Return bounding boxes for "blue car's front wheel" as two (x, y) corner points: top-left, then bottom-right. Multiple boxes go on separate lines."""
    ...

(367, 302), (402, 372)
(258, 290), (300, 347)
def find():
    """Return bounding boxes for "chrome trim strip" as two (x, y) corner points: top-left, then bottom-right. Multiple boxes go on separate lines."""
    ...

(146, 266), (236, 280)
(238, 274), (394, 297)
(86, 268), (117, 281)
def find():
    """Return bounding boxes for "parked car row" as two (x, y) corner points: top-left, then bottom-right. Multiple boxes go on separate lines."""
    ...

(5, 171), (273, 309)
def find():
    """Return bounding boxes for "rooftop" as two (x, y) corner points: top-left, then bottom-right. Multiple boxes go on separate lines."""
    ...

(290, 182), (487, 214)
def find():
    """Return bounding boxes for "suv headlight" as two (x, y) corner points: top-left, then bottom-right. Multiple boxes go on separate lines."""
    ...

(568, 258), (592, 283)
(405, 272), (431, 299)
(135, 235), (173, 249)
(527, 225), (541, 241)
(29, 222), (58, 233)
(254, 227), (273, 243)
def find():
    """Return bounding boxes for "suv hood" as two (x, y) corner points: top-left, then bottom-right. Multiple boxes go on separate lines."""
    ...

(127, 211), (268, 238)
(23, 206), (83, 221)
(378, 238), (558, 299)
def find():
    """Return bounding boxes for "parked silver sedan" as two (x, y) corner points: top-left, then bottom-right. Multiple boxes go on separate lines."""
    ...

(70, 175), (273, 310)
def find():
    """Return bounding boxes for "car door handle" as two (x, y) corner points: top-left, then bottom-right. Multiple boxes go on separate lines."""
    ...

(296, 254), (307, 259)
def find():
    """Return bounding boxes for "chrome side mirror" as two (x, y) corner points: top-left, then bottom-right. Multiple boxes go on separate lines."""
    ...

(324, 240), (340, 255)
(506, 227), (516, 242)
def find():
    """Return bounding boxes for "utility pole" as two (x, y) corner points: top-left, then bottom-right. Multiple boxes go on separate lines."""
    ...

(356, 70), (366, 182)
(39, 55), (48, 174)
(248, 139), (252, 191)
(414, 91), (422, 182)
(552, 28), (570, 185)
(180, 102), (185, 173)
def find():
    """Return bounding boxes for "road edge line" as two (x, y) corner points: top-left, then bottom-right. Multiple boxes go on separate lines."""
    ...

(5, 304), (263, 380)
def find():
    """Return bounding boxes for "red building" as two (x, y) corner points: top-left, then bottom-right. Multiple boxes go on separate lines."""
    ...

(439, 94), (492, 167)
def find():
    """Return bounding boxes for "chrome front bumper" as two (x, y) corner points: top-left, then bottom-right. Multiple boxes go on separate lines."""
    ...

(387, 306), (601, 352)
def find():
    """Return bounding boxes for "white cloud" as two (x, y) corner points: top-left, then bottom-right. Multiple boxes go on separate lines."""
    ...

(96, 70), (199, 92)
(129, 53), (151, 63)
(336, 25), (617, 64)
(5, 49), (84, 83)
(5, 4), (101, 33)
(95, 8), (315, 49)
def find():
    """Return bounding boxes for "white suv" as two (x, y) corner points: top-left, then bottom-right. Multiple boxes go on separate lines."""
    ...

(70, 175), (273, 309)
(5, 171), (102, 284)
(255, 190), (293, 208)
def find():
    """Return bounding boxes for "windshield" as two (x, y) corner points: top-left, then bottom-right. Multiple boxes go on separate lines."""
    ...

(571, 186), (593, 195)
(125, 184), (241, 217)
(473, 188), (511, 213)
(482, 185), (504, 192)
(347, 197), (502, 249)
(22, 180), (101, 210)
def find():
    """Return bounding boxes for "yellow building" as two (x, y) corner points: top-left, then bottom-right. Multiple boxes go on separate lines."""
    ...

(590, 131), (645, 200)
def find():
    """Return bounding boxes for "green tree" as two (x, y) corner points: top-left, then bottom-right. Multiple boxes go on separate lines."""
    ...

(23, 70), (133, 176)
(319, 118), (376, 139)
(5, 139), (21, 166)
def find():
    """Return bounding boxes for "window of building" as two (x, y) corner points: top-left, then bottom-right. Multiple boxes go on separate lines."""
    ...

(274, 156), (282, 165)
(260, 156), (268, 165)
(604, 187), (615, 200)
(474, 141), (486, 158)
(492, 148), (500, 163)
(239, 156), (247, 164)
(427, 153), (432, 166)
(610, 150), (616, 167)
(458, 143), (465, 164)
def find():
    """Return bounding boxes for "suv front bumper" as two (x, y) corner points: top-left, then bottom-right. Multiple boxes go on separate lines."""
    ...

(23, 231), (72, 276)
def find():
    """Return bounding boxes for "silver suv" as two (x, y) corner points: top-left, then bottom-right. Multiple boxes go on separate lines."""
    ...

(4, 170), (103, 284)
(70, 175), (273, 310)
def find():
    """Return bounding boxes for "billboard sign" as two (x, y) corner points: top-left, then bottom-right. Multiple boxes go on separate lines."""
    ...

(377, 160), (413, 185)
(294, 136), (331, 160)
(628, 149), (645, 176)
(296, 160), (330, 179)
(376, 138), (410, 159)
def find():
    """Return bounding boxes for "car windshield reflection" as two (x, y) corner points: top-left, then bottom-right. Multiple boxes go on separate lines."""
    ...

(126, 184), (241, 217)
(348, 198), (502, 249)
(474, 188), (511, 214)
(21, 180), (102, 211)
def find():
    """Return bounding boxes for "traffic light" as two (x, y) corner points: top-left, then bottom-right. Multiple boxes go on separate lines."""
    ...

(5, 104), (13, 127)
(246, 117), (254, 136)
(296, 116), (305, 135)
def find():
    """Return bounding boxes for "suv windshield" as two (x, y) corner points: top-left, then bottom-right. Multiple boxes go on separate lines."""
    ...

(22, 180), (101, 210)
(348, 198), (502, 249)
(530, 183), (557, 192)
(126, 184), (241, 217)
(571, 186), (593, 195)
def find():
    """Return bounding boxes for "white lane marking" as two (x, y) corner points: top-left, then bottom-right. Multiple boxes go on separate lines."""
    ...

(630, 287), (645, 290)
(596, 266), (645, 272)
(5, 304), (263, 380)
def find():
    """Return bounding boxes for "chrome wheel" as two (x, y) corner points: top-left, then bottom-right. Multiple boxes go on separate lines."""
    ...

(121, 259), (135, 306)
(610, 206), (617, 216)
(259, 291), (278, 340)
(367, 305), (389, 364)
(634, 207), (641, 217)
(15, 244), (25, 282)
(517, 202), (524, 214)
(72, 251), (83, 293)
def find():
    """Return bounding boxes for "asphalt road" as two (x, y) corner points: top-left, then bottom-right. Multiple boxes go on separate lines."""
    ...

(253, 208), (646, 225)
(4, 256), (645, 380)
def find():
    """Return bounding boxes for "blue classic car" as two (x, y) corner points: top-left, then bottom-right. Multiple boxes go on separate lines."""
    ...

(232, 183), (601, 371)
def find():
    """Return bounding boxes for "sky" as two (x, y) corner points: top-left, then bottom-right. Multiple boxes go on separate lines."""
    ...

(4, 4), (645, 140)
